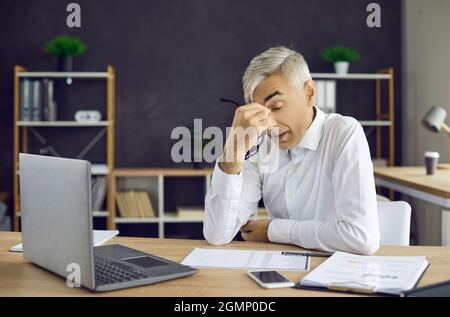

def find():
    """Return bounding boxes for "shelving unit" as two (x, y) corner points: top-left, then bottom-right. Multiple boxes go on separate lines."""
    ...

(311, 68), (395, 167)
(12, 65), (115, 231)
(111, 168), (269, 238)
(111, 168), (212, 237)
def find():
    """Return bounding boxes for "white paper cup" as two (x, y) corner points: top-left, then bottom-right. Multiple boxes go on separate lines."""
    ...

(424, 151), (440, 175)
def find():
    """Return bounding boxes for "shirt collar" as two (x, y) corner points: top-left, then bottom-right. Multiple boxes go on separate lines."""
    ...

(289, 106), (326, 157)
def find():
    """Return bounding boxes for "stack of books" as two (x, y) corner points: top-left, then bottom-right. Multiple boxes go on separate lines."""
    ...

(176, 206), (204, 219)
(115, 191), (156, 218)
(20, 79), (57, 121)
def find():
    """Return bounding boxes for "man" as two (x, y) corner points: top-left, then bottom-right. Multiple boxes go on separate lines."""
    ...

(203, 46), (380, 255)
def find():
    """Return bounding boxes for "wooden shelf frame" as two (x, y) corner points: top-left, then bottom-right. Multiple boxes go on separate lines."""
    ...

(374, 68), (395, 167)
(12, 65), (116, 231)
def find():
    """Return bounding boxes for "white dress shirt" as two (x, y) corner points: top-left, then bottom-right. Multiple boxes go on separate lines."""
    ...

(203, 107), (380, 255)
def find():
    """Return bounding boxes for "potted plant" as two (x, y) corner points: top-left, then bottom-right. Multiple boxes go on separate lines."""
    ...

(320, 45), (360, 74)
(44, 35), (87, 72)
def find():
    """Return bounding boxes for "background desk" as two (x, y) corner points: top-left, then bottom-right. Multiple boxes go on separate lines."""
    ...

(374, 167), (450, 245)
(1, 232), (449, 297)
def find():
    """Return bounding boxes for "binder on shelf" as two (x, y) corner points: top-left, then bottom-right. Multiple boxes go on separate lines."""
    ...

(31, 80), (42, 121)
(325, 80), (336, 113)
(42, 79), (57, 121)
(19, 79), (32, 121)
(315, 80), (336, 114)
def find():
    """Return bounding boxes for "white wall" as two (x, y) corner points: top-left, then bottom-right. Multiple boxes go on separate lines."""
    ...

(402, 0), (450, 245)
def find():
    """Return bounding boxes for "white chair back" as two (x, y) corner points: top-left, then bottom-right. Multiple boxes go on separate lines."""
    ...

(377, 201), (411, 246)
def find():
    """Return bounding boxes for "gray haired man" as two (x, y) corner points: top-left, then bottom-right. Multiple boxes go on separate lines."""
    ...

(203, 46), (380, 255)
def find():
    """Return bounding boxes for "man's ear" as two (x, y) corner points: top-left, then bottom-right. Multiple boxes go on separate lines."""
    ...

(304, 80), (316, 106)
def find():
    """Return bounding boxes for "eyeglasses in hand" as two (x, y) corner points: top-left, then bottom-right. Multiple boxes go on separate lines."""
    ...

(219, 97), (266, 160)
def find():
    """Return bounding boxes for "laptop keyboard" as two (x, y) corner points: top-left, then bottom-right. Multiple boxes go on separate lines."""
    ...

(94, 254), (151, 285)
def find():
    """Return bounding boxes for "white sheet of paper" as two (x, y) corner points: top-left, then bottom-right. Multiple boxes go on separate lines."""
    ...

(181, 248), (310, 271)
(9, 230), (119, 252)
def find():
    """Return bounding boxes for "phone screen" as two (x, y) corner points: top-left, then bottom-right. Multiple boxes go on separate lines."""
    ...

(250, 271), (290, 284)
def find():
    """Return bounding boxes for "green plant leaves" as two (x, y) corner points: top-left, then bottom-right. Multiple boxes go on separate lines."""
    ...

(44, 35), (87, 57)
(320, 45), (360, 63)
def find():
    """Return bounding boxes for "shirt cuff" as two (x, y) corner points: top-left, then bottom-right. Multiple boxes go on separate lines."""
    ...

(210, 161), (243, 200)
(268, 219), (322, 248)
(268, 219), (297, 244)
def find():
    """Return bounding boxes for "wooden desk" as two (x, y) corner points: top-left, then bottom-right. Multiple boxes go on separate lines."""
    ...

(1, 232), (450, 297)
(374, 167), (450, 245)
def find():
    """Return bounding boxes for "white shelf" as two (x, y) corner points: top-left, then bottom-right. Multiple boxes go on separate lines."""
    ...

(93, 211), (109, 217)
(17, 121), (109, 127)
(18, 71), (390, 80)
(18, 72), (109, 79)
(359, 120), (392, 126)
(114, 217), (160, 224)
(18, 211), (109, 217)
(311, 73), (391, 80)
(114, 216), (204, 224)
(163, 214), (203, 223)
(17, 164), (109, 176)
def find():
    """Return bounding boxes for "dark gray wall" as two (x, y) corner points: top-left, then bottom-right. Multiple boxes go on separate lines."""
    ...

(0, 0), (402, 194)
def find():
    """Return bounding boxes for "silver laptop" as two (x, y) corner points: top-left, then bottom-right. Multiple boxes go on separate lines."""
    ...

(19, 153), (197, 291)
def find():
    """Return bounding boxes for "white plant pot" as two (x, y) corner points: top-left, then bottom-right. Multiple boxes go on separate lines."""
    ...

(334, 61), (350, 74)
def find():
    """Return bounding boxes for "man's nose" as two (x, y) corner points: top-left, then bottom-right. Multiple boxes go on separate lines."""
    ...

(266, 112), (277, 125)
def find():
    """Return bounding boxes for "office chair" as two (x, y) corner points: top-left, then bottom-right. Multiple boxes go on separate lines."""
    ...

(377, 201), (411, 246)
(376, 194), (391, 202)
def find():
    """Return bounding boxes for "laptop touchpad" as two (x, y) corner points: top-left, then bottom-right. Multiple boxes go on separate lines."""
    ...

(124, 256), (170, 268)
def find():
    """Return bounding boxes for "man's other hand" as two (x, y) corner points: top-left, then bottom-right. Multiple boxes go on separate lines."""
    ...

(240, 219), (271, 242)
